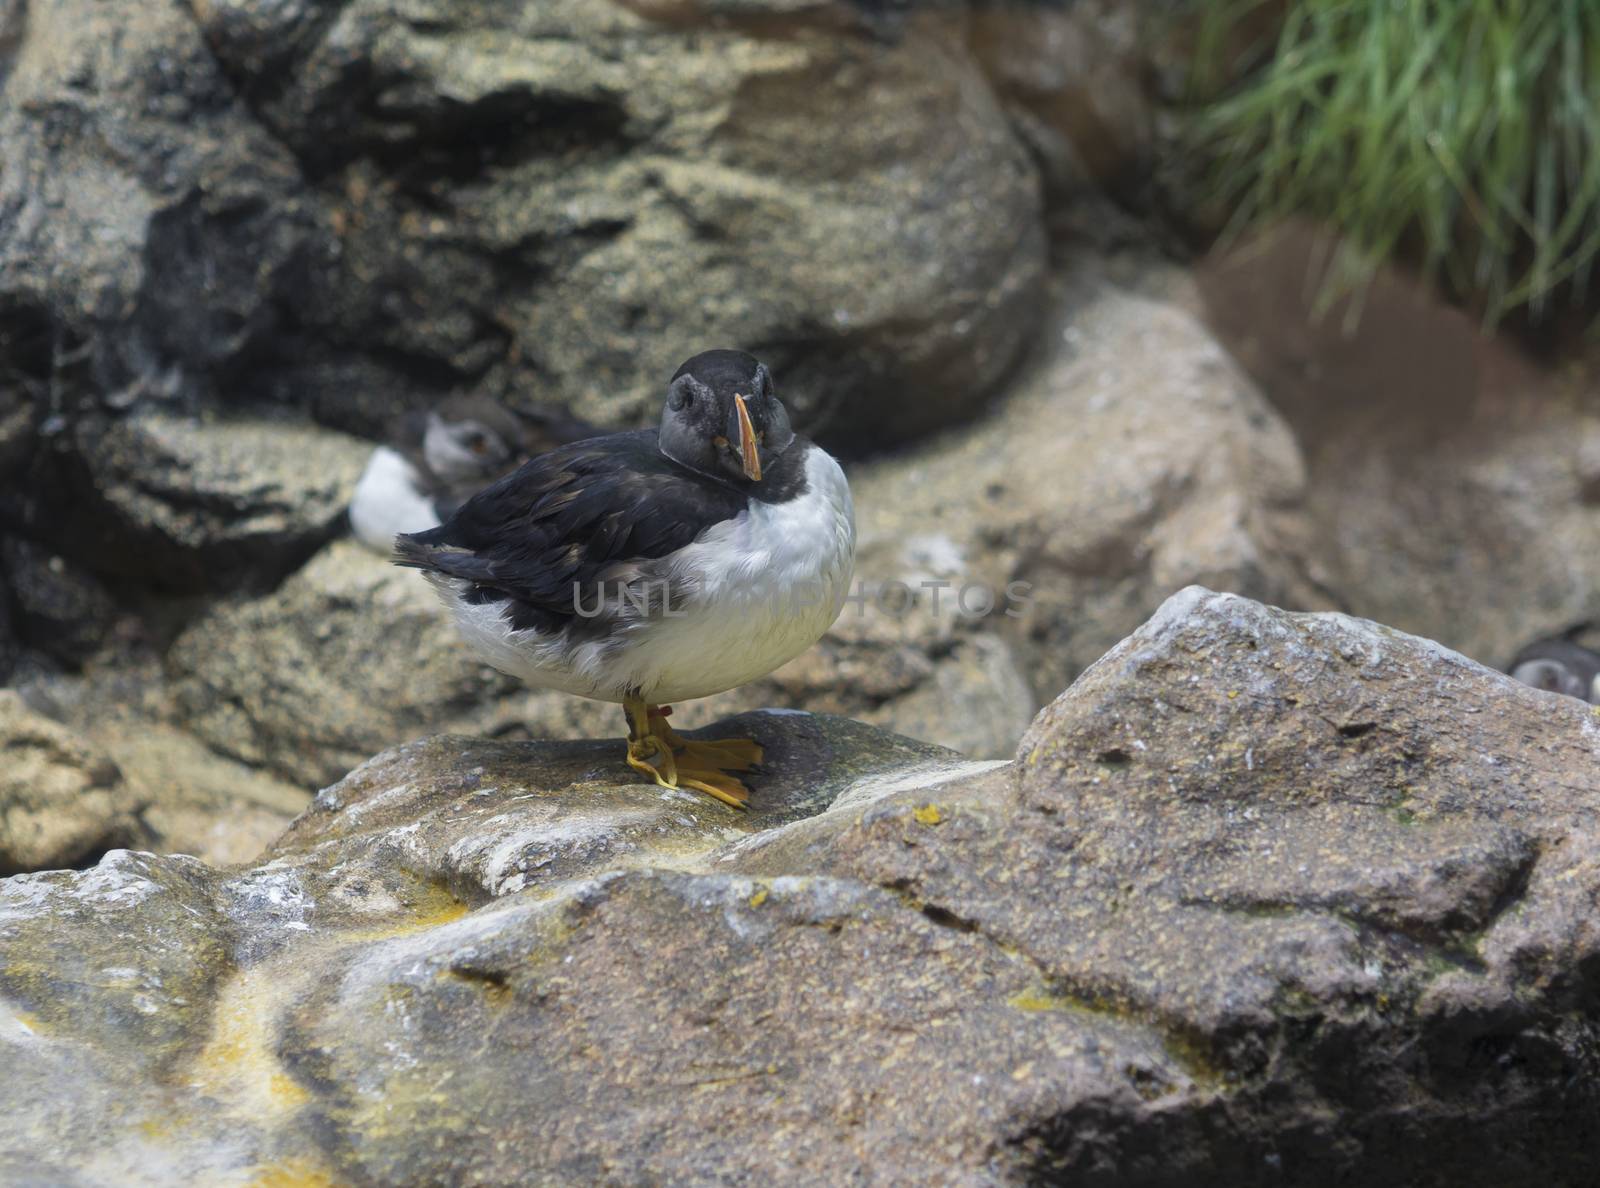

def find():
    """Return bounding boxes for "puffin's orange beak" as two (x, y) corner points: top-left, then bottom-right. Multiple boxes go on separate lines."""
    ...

(734, 394), (762, 482)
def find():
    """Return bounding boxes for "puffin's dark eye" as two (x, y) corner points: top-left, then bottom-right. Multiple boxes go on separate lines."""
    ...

(467, 434), (490, 454)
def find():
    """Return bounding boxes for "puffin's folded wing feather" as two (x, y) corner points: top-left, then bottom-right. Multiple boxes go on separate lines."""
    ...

(394, 430), (746, 629)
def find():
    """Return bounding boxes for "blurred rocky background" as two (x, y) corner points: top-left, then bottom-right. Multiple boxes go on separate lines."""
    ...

(2, 0), (1598, 877)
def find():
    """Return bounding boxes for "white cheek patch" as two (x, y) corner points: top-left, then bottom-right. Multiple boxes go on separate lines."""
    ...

(424, 418), (507, 484)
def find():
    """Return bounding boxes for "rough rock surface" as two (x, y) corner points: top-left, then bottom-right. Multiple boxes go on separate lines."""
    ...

(0, 691), (150, 875)
(166, 540), (522, 788)
(10, 414), (370, 593)
(4, 591), (1599, 1184)
(0, 0), (319, 415)
(0, 534), (122, 667)
(0, 0), (1043, 449)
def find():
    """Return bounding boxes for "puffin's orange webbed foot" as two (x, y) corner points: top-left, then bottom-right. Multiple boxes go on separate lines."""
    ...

(622, 701), (757, 809)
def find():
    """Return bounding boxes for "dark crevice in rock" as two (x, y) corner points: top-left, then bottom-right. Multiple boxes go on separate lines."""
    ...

(177, 0), (355, 157)
(1179, 895), (1498, 973)
(367, 92), (636, 189)
(918, 903), (981, 935)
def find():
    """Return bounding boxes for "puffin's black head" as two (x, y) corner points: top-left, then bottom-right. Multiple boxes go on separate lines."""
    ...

(658, 349), (795, 484)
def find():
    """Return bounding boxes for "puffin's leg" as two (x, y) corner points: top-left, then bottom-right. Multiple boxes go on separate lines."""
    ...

(623, 697), (678, 789)
(646, 707), (760, 809)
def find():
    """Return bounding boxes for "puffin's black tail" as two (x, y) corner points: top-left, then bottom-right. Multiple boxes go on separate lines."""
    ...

(391, 531), (436, 571)
(392, 529), (505, 590)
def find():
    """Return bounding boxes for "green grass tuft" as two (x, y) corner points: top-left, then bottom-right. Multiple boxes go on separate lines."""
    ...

(1187, 0), (1600, 326)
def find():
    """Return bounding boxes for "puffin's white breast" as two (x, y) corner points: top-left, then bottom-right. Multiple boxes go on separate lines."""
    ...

(623, 446), (856, 702)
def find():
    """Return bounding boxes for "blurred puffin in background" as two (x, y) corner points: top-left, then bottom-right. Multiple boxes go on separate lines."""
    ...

(394, 349), (855, 809)
(1507, 631), (1600, 704)
(349, 395), (595, 553)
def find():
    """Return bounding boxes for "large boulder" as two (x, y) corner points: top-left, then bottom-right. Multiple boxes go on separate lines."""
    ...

(1, 0), (1045, 452)
(989, 588), (1600, 1180)
(5, 592), (1600, 1183)
(214, 0), (1045, 443)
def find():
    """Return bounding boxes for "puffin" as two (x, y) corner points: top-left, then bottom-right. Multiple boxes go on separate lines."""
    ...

(1507, 634), (1600, 704)
(349, 395), (594, 553)
(394, 349), (856, 808)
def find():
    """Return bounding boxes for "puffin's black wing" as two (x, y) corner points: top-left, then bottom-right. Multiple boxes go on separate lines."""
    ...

(394, 430), (746, 633)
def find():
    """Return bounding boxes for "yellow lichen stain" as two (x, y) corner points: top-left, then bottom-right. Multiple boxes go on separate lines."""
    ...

(248, 1158), (339, 1188)
(138, 1117), (172, 1142)
(913, 804), (943, 826)
(1007, 988), (1075, 1012)
(748, 887), (769, 908)
(1227, 690), (1239, 699)
(334, 881), (472, 944)
(190, 964), (310, 1119)
(270, 1071), (312, 1107)
(181, 965), (340, 1186)
(406, 882), (472, 929)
